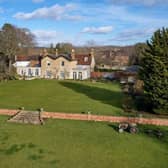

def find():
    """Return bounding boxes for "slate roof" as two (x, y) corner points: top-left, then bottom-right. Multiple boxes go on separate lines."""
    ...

(45, 54), (91, 65)
(46, 54), (71, 61)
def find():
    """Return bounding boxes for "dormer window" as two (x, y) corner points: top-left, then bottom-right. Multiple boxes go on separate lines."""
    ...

(84, 57), (88, 62)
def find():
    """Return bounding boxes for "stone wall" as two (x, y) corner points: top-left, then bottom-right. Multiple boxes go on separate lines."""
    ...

(41, 56), (77, 79)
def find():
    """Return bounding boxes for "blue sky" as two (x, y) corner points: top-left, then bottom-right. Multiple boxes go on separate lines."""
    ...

(0, 0), (168, 46)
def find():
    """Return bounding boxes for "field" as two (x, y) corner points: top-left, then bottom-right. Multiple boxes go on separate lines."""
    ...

(0, 115), (168, 168)
(0, 80), (124, 116)
(0, 80), (168, 168)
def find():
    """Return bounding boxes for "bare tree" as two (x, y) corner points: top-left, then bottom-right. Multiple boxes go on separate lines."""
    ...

(0, 23), (36, 73)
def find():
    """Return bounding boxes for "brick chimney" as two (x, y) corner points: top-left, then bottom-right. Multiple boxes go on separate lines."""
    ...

(71, 49), (75, 60)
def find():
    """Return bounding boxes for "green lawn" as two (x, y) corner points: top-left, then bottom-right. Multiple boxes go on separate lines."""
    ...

(0, 80), (124, 115)
(0, 115), (167, 168)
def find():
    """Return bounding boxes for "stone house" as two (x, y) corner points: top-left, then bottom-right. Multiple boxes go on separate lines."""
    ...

(41, 49), (95, 80)
(13, 49), (95, 80)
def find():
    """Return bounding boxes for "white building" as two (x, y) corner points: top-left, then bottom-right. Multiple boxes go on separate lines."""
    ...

(13, 56), (41, 78)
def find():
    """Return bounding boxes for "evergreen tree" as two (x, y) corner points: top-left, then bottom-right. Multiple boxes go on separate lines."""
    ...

(140, 28), (168, 114)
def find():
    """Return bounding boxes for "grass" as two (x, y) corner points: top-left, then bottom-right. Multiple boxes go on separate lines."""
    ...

(0, 80), (124, 116)
(0, 115), (168, 168)
(0, 80), (167, 167)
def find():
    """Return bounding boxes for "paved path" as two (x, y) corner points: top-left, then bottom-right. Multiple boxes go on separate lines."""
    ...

(0, 109), (168, 126)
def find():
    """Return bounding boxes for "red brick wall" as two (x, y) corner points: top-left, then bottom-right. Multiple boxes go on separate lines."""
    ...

(42, 112), (168, 126)
(0, 109), (18, 116)
(91, 72), (104, 79)
(0, 109), (168, 126)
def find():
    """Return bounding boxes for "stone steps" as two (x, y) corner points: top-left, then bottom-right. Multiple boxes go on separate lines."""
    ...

(8, 111), (44, 125)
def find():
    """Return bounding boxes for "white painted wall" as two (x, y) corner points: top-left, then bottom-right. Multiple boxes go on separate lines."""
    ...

(70, 65), (91, 80)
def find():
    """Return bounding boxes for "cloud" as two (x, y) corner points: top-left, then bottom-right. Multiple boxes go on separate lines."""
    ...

(32, 0), (44, 3)
(33, 30), (59, 46)
(89, 5), (168, 26)
(11, 2), (168, 46)
(33, 29), (74, 46)
(109, 28), (156, 42)
(13, 3), (82, 21)
(108, 0), (168, 6)
(81, 26), (113, 34)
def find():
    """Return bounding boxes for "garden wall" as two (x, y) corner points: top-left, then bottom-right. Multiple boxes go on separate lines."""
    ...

(0, 109), (168, 126)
